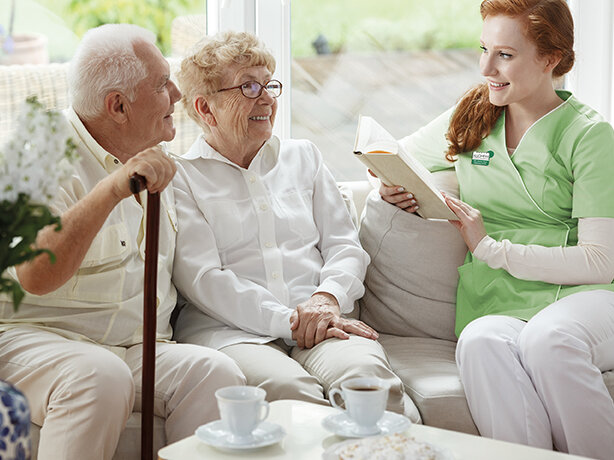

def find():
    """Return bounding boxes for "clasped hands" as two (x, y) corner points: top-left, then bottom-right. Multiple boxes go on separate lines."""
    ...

(289, 292), (378, 349)
(379, 182), (487, 252)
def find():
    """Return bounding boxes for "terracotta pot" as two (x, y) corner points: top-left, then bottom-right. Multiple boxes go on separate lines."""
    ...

(1, 33), (49, 65)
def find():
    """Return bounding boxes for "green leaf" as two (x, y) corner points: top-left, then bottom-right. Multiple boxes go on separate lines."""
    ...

(11, 282), (25, 312)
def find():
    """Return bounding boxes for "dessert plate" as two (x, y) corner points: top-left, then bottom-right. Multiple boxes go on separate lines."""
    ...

(195, 420), (285, 450)
(321, 410), (411, 438)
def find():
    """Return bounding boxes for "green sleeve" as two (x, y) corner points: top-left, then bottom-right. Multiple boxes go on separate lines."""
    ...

(397, 107), (455, 173)
(571, 120), (614, 218)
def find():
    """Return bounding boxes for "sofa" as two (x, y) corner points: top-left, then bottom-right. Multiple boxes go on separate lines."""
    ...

(3, 59), (614, 459)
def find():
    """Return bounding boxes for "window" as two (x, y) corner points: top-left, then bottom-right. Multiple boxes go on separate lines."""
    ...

(291, 1), (486, 180)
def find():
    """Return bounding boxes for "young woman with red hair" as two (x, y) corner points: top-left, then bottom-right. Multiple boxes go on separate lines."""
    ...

(380, 1), (614, 457)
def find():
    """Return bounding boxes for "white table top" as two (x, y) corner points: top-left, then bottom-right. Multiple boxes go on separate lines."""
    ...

(158, 400), (591, 460)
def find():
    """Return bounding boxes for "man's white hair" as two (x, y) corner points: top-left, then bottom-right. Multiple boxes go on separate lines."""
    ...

(68, 24), (157, 121)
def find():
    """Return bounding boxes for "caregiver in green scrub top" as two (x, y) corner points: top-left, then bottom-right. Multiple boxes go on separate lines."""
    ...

(380, 1), (614, 459)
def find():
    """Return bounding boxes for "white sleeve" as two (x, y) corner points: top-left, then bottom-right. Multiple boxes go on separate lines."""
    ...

(473, 217), (614, 285)
(310, 144), (371, 313)
(172, 168), (294, 340)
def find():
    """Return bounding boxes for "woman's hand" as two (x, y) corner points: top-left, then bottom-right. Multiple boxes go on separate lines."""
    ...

(332, 317), (378, 341)
(444, 193), (487, 252)
(290, 293), (342, 349)
(379, 182), (420, 213)
(289, 293), (379, 348)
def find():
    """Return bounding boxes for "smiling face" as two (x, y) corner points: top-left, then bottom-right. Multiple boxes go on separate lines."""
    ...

(128, 40), (182, 150)
(206, 64), (278, 164)
(479, 15), (556, 110)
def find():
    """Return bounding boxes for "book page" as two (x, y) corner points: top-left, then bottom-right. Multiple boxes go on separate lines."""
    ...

(354, 116), (398, 155)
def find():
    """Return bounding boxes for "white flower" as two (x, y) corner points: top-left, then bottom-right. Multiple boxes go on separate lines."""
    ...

(0, 97), (78, 206)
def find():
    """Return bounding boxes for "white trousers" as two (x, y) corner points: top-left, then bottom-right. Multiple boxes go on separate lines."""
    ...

(219, 335), (421, 422)
(0, 327), (246, 460)
(456, 290), (614, 460)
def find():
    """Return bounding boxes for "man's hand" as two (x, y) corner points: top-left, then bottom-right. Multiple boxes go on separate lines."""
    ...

(379, 182), (420, 213)
(444, 193), (487, 252)
(109, 145), (177, 200)
(290, 293), (380, 349)
(15, 145), (176, 296)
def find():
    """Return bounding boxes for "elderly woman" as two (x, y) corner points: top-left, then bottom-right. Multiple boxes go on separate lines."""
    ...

(171, 31), (417, 420)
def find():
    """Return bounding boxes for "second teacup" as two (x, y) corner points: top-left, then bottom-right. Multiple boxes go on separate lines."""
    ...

(329, 377), (390, 435)
(215, 385), (269, 444)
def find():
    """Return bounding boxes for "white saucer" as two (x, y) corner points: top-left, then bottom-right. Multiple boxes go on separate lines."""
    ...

(322, 410), (411, 438)
(195, 420), (286, 450)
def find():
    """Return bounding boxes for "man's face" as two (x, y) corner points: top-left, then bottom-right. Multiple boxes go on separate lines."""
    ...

(127, 41), (181, 149)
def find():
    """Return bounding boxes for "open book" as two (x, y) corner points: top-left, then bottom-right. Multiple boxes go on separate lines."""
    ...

(353, 115), (456, 220)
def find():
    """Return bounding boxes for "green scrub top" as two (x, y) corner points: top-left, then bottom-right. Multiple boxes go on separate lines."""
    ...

(405, 91), (614, 337)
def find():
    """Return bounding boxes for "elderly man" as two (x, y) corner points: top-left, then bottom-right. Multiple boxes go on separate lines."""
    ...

(0, 24), (245, 460)
(171, 31), (420, 423)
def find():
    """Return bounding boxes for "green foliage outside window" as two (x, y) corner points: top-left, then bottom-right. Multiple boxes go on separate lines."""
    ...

(66, 0), (198, 55)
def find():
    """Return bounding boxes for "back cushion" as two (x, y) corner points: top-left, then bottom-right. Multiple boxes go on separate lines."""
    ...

(358, 171), (467, 341)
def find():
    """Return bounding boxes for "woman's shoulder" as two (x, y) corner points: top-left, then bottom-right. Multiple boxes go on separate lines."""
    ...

(558, 91), (612, 129)
(280, 137), (319, 151)
(279, 138), (323, 161)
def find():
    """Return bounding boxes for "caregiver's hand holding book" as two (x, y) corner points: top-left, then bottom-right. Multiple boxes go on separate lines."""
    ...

(353, 115), (456, 220)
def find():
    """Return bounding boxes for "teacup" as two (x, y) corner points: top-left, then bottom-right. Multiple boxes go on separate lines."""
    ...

(329, 377), (390, 435)
(215, 385), (269, 443)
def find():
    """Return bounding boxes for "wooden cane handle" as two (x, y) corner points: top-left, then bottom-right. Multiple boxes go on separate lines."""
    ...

(129, 174), (147, 194)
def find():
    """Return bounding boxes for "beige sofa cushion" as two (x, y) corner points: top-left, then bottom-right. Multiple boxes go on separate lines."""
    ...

(378, 334), (478, 435)
(358, 173), (467, 340)
(605, 371), (614, 400)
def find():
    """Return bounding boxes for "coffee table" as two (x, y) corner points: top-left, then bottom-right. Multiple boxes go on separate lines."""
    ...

(157, 400), (591, 459)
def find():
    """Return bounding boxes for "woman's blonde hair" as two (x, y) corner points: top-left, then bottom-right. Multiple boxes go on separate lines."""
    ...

(177, 31), (276, 131)
(445, 0), (574, 161)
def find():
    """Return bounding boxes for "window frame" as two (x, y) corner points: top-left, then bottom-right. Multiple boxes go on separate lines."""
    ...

(567, 0), (614, 123)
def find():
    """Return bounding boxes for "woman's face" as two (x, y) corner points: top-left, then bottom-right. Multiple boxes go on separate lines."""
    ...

(479, 15), (555, 109)
(208, 64), (277, 156)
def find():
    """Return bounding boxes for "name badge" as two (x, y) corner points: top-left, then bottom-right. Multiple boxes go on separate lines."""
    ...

(472, 150), (494, 166)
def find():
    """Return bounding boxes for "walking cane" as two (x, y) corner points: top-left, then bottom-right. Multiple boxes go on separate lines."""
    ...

(130, 174), (159, 460)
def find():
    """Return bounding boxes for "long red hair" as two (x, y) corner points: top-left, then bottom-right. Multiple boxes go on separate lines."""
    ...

(445, 0), (575, 161)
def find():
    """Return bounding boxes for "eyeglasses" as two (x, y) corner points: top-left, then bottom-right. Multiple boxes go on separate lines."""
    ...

(216, 79), (283, 99)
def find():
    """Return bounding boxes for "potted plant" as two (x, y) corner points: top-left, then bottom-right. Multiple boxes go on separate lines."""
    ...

(0, 0), (49, 65)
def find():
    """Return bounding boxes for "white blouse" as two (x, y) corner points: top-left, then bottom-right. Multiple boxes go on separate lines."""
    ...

(172, 135), (369, 349)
